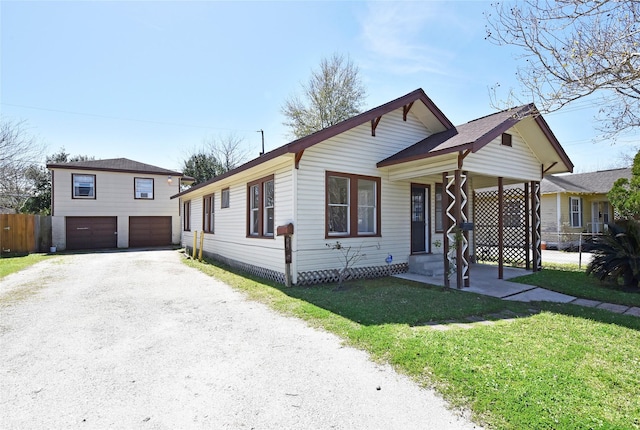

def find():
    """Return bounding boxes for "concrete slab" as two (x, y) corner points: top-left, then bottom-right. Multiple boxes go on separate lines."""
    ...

(571, 298), (601, 308)
(623, 307), (640, 317)
(504, 287), (576, 303)
(597, 303), (631, 314)
(463, 282), (535, 299)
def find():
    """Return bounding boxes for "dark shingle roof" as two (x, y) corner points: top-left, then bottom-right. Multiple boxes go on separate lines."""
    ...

(377, 104), (571, 170)
(172, 88), (454, 199)
(541, 168), (631, 194)
(47, 158), (184, 176)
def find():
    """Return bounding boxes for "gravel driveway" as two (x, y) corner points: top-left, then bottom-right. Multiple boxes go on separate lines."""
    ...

(1, 250), (480, 429)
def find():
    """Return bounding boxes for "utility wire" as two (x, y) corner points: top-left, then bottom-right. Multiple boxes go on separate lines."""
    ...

(1, 102), (257, 133)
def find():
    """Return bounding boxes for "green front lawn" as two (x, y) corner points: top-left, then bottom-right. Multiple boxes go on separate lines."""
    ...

(0, 253), (51, 280)
(185, 257), (640, 430)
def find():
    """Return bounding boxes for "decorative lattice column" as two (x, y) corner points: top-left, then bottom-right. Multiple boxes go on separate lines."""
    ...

(445, 170), (468, 288)
(531, 180), (542, 271)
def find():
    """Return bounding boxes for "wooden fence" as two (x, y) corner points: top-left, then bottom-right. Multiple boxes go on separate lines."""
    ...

(0, 214), (52, 256)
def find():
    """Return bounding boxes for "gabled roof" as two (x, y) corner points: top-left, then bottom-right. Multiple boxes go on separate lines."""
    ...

(541, 168), (631, 194)
(377, 104), (573, 171)
(172, 88), (454, 198)
(47, 157), (185, 177)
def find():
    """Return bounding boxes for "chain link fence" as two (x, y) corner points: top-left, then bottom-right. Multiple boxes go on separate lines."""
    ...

(541, 231), (600, 268)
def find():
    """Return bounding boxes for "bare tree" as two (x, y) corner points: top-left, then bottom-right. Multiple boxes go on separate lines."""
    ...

(181, 134), (250, 185)
(0, 118), (45, 212)
(485, 1), (640, 138)
(204, 133), (250, 172)
(282, 53), (367, 139)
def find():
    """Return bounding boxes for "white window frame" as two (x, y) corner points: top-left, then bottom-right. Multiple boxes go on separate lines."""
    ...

(72, 174), (96, 199)
(570, 197), (582, 228)
(134, 177), (154, 200)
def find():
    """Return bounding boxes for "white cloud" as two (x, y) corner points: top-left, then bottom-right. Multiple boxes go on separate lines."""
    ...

(358, 2), (457, 76)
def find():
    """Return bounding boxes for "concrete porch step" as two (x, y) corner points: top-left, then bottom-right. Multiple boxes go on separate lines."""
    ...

(408, 253), (445, 277)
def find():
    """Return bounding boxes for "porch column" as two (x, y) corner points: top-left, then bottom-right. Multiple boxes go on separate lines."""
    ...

(462, 171), (470, 287)
(442, 172), (450, 288)
(498, 177), (504, 279)
(444, 170), (469, 289)
(531, 180), (542, 271)
(524, 183), (531, 271)
(454, 170), (463, 288)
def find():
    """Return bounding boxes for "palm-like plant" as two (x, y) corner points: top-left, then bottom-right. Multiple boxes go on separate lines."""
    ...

(587, 220), (640, 289)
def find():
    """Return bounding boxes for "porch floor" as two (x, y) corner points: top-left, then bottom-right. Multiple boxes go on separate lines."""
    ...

(395, 264), (576, 303)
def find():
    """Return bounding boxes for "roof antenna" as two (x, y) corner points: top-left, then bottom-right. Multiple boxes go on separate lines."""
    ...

(257, 129), (264, 156)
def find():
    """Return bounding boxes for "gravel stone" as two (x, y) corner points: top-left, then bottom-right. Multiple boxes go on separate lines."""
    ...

(0, 250), (481, 429)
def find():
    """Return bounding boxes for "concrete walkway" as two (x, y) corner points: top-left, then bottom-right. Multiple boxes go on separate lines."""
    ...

(396, 264), (640, 318)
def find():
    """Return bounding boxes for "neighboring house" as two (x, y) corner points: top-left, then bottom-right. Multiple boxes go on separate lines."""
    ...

(47, 158), (191, 251)
(540, 168), (632, 243)
(173, 88), (573, 286)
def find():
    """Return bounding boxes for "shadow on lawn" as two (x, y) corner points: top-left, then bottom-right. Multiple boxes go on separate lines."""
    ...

(197, 258), (640, 331)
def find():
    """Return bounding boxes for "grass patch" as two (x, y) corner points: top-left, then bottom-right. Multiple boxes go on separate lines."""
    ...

(184, 256), (640, 430)
(0, 253), (52, 280)
(512, 269), (640, 307)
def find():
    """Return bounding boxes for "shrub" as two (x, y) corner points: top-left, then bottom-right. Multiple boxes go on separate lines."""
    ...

(586, 220), (640, 289)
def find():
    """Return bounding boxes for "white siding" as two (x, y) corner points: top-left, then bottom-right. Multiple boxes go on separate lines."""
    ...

(464, 131), (541, 181)
(51, 169), (181, 250)
(178, 108), (437, 283)
(181, 158), (294, 277)
(295, 110), (433, 277)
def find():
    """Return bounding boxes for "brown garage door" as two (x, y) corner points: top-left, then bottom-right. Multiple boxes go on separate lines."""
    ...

(66, 217), (118, 250)
(129, 216), (172, 248)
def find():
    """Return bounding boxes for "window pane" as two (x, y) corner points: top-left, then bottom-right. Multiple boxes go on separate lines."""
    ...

(358, 179), (376, 233)
(570, 198), (581, 227)
(222, 188), (230, 208)
(264, 180), (274, 207)
(251, 208), (259, 234)
(265, 207), (274, 235)
(358, 207), (375, 233)
(73, 175), (94, 197)
(328, 206), (348, 234)
(135, 178), (153, 199)
(358, 179), (375, 206)
(329, 176), (349, 204)
(412, 193), (424, 222)
(251, 185), (259, 209)
(435, 184), (443, 231)
(263, 180), (274, 236)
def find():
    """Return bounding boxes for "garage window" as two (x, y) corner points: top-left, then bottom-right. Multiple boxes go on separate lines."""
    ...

(203, 194), (214, 233)
(134, 177), (154, 199)
(72, 174), (96, 199)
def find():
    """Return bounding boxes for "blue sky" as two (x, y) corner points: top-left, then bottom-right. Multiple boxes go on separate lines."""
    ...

(2, 1), (638, 172)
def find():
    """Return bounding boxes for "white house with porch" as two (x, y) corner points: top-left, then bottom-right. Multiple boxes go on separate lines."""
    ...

(173, 89), (573, 287)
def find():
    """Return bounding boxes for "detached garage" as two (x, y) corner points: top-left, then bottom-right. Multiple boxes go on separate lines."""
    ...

(129, 216), (172, 248)
(48, 158), (192, 251)
(66, 217), (117, 250)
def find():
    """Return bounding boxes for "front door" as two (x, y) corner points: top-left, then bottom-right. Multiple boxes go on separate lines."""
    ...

(411, 185), (429, 253)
